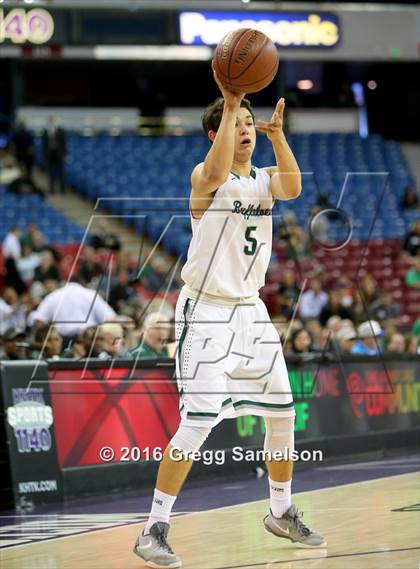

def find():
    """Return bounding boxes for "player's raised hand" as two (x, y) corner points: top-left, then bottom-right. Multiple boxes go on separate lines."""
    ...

(255, 98), (285, 141)
(212, 60), (245, 108)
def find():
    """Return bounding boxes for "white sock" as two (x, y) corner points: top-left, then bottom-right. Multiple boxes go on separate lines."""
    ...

(144, 489), (177, 534)
(269, 478), (292, 518)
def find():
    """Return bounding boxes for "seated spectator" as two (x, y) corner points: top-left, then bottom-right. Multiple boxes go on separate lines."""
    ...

(369, 289), (401, 323)
(299, 278), (328, 320)
(351, 320), (383, 355)
(7, 166), (44, 198)
(0, 287), (27, 334)
(405, 256), (420, 288)
(130, 313), (170, 358)
(78, 326), (103, 359)
(400, 185), (419, 209)
(0, 327), (29, 360)
(78, 246), (102, 285)
(386, 333), (406, 354)
(16, 244), (40, 285)
(359, 274), (379, 305)
(30, 325), (63, 360)
(402, 220), (420, 257)
(90, 220), (121, 252)
(412, 318), (420, 337)
(114, 315), (139, 351)
(287, 225), (309, 260)
(33, 250), (61, 284)
(20, 223), (40, 250)
(97, 322), (127, 359)
(334, 327), (357, 353)
(407, 336), (419, 355)
(31, 228), (47, 253)
(319, 289), (353, 326)
(290, 328), (315, 354)
(29, 277), (116, 346)
(109, 270), (135, 312)
(276, 269), (300, 319)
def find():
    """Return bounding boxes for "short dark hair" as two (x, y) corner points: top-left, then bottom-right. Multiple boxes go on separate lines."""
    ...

(201, 97), (254, 135)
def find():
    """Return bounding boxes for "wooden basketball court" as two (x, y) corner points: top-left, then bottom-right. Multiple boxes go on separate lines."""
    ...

(1, 472), (419, 569)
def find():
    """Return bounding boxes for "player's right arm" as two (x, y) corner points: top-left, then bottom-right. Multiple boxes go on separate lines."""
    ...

(190, 66), (244, 202)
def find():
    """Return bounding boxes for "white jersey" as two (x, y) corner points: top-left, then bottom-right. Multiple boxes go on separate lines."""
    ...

(181, 166), (273, 298)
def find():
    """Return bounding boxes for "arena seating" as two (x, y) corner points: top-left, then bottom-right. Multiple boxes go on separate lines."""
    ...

(59, 132), (416, 254)
(0, 186), (85, 244)
(31, 132), (418, 323)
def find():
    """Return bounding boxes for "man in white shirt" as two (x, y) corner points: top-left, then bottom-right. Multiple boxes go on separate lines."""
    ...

(299, 278), (329, 320)
(30, 278), (116, 345)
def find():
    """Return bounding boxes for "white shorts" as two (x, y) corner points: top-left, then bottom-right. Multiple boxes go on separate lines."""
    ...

(175, 289), (295, 428)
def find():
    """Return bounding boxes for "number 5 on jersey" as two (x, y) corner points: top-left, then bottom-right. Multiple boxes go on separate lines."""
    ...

(244, 226), (257, 255)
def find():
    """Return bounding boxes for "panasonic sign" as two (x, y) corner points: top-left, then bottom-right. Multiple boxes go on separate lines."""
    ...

(179, 11), (340, 49)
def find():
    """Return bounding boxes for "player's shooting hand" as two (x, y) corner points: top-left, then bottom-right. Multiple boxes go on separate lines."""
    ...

(212, 61), (245, 108)
(255, 98), (285, 141)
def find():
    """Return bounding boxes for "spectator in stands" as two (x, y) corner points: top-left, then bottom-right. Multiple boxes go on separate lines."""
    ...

(42, 115), (67, 194)
(286, 225), (309, 260)
(400, 185), (418, 210)
(319, 289), (353, 327)
(16, 244), (40, 285)
(369, 289), (401, 323)
(11, 120), (34, 176)
(316, 328), (332, 352)
(334, 327), (357, 353)
(351, 320), (383, 355)
(405, 255), (420, 288)
(276, 269), (300, 318)
(412, 318), (420, 337)
(90, 219), (121, 252)
(33, 250), (61, 285)
(402, 220), (420, 257)
(305, 318), (322, 347)
(290, 328), (315, 354)
(7, 165), (44, 198)
(109, 269), (135, 312)
(96, 323), (127, 360)
(0, 327), (29, 360)
(76, 326), (103, 359)
(386, 333), (406, 354)
(114, 314), (139, 351)
(359, 274), (379, 306)
(2, 226), (26, 294)
(0, 287), (26, 334)
(407, 336), (419, 355)
(78, 246), (102, 285)
(299, 278), (328, 320)
(30, 325), (63, 360)
(30, 229), (47, 253)
(20, 223), (40, 250)
(130, 313), (170, 358)
(29, 276), (116, 347)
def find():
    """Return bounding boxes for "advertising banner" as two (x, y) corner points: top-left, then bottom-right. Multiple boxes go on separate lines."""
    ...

(0, 361), (63, 506)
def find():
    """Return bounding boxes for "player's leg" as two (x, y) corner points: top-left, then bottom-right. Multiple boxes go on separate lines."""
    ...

(234, 299), (326, 547)
(134, 423), (211, 568)
(134, 294), (238, 567)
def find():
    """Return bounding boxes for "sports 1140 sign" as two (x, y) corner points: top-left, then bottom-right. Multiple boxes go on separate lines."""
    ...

(0, 9), (54, 44)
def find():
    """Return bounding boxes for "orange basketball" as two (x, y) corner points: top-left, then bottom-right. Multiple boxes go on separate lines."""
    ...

(213, 28), (279, 94)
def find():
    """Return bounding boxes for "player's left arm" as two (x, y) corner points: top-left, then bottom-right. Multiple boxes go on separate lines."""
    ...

(256, 98), (301, 201)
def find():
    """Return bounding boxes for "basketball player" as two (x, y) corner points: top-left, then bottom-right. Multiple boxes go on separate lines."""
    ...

(134, 66), (326, 568)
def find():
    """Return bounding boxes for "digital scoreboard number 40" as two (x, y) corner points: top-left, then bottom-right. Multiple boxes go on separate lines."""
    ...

(0, 8), (54, 44)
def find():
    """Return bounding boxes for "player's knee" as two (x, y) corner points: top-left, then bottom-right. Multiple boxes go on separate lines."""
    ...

(264, 416), (295, 455)
(169, 422), (212, 454)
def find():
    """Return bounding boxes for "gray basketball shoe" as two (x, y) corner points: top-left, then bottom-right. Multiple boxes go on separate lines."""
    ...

(133, 522), (182, 568)
(264, 504), (327, 548)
